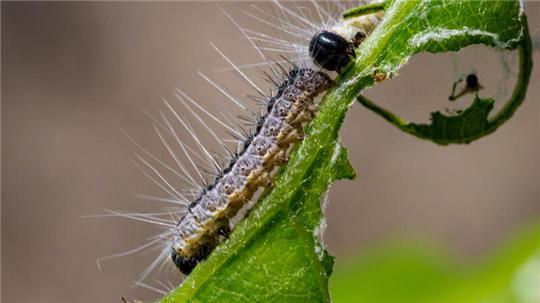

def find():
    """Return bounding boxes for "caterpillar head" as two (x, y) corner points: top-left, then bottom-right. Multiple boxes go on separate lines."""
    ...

(308, 11), (381, 72)
(308, 31), (355, 72)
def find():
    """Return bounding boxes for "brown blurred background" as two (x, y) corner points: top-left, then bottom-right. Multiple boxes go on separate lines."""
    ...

(2, 2), (539, 302)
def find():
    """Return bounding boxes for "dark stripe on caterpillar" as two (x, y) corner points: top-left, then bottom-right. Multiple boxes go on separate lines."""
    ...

(171, 67), (333, 274)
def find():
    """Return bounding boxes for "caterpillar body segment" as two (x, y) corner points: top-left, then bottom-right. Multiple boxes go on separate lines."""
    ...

(171, 68), (333, 274)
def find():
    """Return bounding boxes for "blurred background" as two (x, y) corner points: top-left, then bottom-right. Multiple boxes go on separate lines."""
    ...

(2, 2), (539, 302)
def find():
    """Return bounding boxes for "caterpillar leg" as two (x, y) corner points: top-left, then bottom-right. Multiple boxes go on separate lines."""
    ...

(217, 224), (231, 238)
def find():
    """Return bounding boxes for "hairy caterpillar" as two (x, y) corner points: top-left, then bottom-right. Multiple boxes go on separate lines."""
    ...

(169, 3), (384, 275)
(97, 1), (385, 288)
(171, 67), (332, 274)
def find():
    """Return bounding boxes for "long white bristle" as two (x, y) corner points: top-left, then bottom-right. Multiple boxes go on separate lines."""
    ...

(96, 1), (381, 294)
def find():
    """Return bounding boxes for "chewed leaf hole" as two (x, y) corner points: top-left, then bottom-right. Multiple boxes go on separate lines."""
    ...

(357, 22), (531, 146)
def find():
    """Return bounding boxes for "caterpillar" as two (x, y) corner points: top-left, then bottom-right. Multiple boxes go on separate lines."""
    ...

(171, 67), (333, 274)
(169, 3), (384, 275)
(98, 1), (385, 288)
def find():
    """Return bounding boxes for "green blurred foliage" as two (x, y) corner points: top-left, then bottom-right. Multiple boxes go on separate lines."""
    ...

(330, 222), (540, 303)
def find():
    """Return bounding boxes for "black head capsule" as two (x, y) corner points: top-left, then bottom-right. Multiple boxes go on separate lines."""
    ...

(309, 31), (355, 72)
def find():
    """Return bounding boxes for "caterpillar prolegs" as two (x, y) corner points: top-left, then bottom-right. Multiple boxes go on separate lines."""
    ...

(171, 68), (333, 274)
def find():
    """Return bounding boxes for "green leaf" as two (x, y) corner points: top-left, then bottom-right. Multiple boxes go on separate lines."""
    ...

(356, 3), (533, 145)
(329, 222), (540, 303)
(161, 1), (530, 302)
(435, 222), (540, 303)
(343, 1), (387, 19)
(162, 143), (355, 303)
(330, 240), (458, 303)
